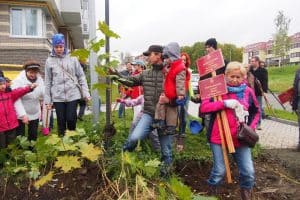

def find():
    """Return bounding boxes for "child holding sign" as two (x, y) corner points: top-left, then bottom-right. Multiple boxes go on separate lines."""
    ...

(200, 62), (260, 200)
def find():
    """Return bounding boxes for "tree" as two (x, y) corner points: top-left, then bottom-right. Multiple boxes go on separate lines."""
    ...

(272, 10), (291, 67)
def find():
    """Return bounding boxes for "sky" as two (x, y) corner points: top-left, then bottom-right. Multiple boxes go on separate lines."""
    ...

(95, 0), (300, 57)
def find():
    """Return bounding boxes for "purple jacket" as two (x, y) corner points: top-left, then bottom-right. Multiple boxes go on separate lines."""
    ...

(200, 86), (260, 147)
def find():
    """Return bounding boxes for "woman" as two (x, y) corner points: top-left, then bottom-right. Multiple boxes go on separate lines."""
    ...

(291, 68), (300, 151)
(44, 33), (90, 136)
(12, 60), (44, 141)
(200, 61), (260, 200)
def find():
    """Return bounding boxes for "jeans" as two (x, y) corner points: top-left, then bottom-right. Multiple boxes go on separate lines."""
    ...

(178, 95), (189, 136)
(257, 96), (264, 125)
(54, 100), (79, 136)
(16, 119), (39, 141)
(123, 113), (173, 165)
(208, 143), (255, 189)
(118, 103), (125, 118)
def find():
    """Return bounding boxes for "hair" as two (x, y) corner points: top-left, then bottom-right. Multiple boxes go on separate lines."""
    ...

(251, 56), (260, 62)
(205, 38), (218, 50)
(23, 59), (41, 71)
(180, 52), (191, 68)
(225, 61), (247, 77)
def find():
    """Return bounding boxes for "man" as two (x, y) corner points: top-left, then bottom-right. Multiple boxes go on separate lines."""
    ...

(249, 56), (268, 130)
(110, 45), (172, 177)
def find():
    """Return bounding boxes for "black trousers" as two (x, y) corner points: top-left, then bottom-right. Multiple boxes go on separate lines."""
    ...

(0, 129), (16, 148)
(78, 99), (86, 118)
(16, 119), (39, 141)
(54, 100), (79, 136)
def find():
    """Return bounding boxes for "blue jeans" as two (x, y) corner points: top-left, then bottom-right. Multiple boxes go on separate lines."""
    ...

(257, 96), (264, 125)
(123, 113), (173, 165)
(208, 143), (255, 189)
(118, 103), (125, 118)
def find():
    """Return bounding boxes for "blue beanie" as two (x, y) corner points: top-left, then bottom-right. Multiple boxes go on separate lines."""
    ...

(52, 33), (65, 46)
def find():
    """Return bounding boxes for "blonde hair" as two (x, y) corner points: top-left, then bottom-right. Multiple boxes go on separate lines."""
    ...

(225, 61), (247, 77)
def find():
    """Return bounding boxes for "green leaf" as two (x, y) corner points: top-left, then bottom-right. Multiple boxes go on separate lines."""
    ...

(71, 49), (90, 62)
(95, 66), (107, 76)
(29, 167), (41, 180)
(90, 39), (105, 52)
(65, 130), (80, 137)
(98, 21), (120, 39)
(168, 177), (192, 200)
(17, 136), (31, 149)
(54, 155), (81, 173)
(145, 159), (160, 168)
(12, 166), (28, 174)
(34, 171), (54, 189)
(45, 134), (61, 146)
(192, 194), (218, 200)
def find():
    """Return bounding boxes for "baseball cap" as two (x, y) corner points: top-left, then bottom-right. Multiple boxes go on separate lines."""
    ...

(131, 60), (145, 66)
(143, 45), (163, 56)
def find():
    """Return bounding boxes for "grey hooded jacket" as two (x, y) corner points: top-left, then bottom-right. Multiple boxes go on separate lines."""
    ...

(44, 54), (90, 104)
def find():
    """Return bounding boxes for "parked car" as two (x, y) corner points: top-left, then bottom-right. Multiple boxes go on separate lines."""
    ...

(191, 73), (199, 94)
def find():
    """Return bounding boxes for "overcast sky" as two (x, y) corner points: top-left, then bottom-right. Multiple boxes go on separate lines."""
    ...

(95, 0), (300, 56)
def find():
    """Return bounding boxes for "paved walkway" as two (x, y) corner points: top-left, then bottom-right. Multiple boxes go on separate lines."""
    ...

(187, 102), (298, 149)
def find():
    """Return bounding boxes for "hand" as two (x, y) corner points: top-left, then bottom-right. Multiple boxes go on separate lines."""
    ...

(224, 99), (240, 109)
(177, 95), (184, 100)
(46, 104), (53, 110)
(159, 94), (169, 104)
(22, 115), (29, 124)
(108, 75), (119, 81)
(108, 67), (119, 75)
(30, 83), (37, 89)
(85, 96), (91, 102)
(116, 98), (125, 103)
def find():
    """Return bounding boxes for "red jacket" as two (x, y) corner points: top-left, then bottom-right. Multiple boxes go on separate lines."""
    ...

(0, 86), (31, 132)
(164, 59), (185, 99)
(130, 71), (143, 99)
(185, 69), (191, 91)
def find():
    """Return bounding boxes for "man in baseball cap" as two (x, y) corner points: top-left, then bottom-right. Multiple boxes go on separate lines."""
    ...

(143, 45), (163, 56)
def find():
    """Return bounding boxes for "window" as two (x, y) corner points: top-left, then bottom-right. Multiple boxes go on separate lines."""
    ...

(10, 7), (45, 37)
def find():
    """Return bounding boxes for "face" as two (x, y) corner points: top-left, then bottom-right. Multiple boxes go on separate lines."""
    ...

(126, 63), (132, 72)
(181, 55), (187, 65)
(54, 44), (65, 56)
(147, 52), (162, 65)
(26, 69), (39, 80)
(226, 69), (244, 86)
(205, 45), (215, 54)
(0, 82), (6, 91)
(250, 58), (259, 68)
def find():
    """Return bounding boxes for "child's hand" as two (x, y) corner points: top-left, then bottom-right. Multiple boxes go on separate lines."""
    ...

(159, 94), (169, 104)
(224, 99), (240, 109)
(22, 115), (29, 124)
(46, 104), (52, 110)
(116, 98), (125, 103)
(177, 95), (184, 100)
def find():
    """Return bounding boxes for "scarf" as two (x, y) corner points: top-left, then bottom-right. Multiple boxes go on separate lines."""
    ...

(227, 83), (247, 99)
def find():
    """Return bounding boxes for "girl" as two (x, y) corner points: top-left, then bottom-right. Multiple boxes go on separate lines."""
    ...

(200, 61), (260, 200)
(44, 33), (90, 136)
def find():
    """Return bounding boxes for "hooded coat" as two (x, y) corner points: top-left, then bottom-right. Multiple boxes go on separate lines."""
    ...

(12, 70), (44, 120)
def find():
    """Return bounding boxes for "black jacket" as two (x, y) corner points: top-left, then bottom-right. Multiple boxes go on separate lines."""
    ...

(250, 67), (268, 96)
(118, 64), (164, 116)
(292, 69), (300, 111)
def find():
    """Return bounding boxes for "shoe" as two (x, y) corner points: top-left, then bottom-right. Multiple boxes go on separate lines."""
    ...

(176, 136), (185, 152)
(240, 188), (252, 200)
(256, 125), (262, 130)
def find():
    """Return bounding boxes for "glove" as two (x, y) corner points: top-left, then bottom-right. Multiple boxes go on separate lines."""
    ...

(234, 103), (249, 122)
(108, 75), (119, 81)
(224, 99), (240, 109)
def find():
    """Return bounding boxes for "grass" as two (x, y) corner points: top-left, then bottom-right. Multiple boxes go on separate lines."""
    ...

(265, 107), (298, 122)
(268, 64), (299, 93)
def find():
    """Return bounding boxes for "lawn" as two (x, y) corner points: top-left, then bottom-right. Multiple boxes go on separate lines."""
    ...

(268, 64), (299, 93)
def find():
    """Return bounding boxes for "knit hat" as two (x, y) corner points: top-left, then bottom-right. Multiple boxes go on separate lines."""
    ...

(52, 33), (65, 46)
(0, 77), (6, 83)
(205, 38), (217, 49)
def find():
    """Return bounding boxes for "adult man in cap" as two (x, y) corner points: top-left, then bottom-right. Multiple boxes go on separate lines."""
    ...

(110, 45), (173, 177)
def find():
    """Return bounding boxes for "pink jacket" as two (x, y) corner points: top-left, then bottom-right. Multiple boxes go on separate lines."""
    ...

(0, 86), (32, 132)
(200, 86), (260, 147)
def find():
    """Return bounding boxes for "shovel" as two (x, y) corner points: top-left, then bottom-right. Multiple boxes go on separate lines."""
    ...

(42, 107), (50, 136)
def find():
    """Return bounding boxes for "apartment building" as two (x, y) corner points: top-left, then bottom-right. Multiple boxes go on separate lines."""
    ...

(0, 0), (89, 77)
(243, 32), (300, 66)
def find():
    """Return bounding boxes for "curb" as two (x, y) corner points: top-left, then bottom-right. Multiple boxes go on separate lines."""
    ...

(266, 116), (298, 127)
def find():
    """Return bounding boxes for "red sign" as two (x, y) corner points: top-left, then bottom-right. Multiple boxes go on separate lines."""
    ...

(278, 87), (294, 104)
(196, 49), (225, 77)
(199, 74), (227, 100)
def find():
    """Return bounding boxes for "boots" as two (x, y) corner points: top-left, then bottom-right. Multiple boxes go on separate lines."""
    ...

(241, 188), (252, 200)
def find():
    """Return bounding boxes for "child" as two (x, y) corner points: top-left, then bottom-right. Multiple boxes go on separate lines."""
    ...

(0, 77), (37, 148)
(200, 61), (260, 199)
(12, 60), (44, 141)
